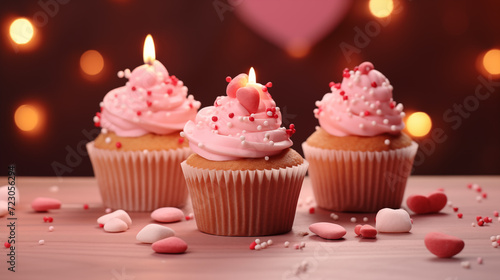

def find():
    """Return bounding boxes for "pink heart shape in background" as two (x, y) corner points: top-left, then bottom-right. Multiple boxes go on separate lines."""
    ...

(235, 0), (353, 57)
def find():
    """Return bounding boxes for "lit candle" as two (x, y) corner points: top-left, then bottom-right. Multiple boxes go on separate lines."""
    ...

(127, 34), (167, 89)
(143, 34), (155, 65)
(248, 67), (256, 84)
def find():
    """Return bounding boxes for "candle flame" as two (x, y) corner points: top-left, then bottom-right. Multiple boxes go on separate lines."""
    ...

(248, 67), (256, 84)
(143, 34), (155, 65)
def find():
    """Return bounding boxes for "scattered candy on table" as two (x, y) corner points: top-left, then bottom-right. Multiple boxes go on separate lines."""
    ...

(375, 208), (412, 233)
(424, 232), (465, 258)
(136, 224), (175, 244)
(31, 197), (61, 212)
(151, 207), (184, 223)
(152, 237), (188, 254)
(309, 222), (346, 240)
(406, 191), (447, 214)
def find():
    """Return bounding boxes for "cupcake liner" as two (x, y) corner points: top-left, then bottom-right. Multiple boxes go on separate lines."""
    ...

(86, 142), (191, 211)
(302, 141), (418, 212)
(181, 160), (309, 236)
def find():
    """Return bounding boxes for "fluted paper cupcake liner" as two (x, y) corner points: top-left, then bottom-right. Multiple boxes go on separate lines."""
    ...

(181, 160), (309, 236)
(87, 142), (191, 212)
(302, 142), (418, 212)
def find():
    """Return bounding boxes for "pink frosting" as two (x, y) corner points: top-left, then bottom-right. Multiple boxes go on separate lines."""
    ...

(94, 60), (200, 137)
(183, 73), (295, 161)
(314, 62), (405, 137)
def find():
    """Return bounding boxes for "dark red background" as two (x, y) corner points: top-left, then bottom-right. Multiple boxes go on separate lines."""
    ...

(1, 0), (499, 176)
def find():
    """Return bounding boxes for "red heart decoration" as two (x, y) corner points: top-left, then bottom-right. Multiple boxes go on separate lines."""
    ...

(428, 192), (448, 213)
(406, 191), (447, 214)
(226, 74), (248, 98)
(236, 86), (260, 114)
(424, 232), (464, 258)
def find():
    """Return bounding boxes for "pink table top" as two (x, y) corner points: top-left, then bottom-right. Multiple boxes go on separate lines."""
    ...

(1, 176), (499, 280)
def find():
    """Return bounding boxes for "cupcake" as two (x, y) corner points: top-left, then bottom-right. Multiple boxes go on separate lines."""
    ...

(86, 37), (200, 211)
(181, 69), (308, 236)
(302, 62), (418, 212)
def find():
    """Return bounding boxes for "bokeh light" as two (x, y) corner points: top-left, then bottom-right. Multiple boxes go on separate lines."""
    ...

(80, 50), (104, 75)
(369, 0), (394, 18)
(14, 104), (40, 132)
(406, 112), (432, 137)
(9, 18), (34, 45)
(482, 49), (500, 75)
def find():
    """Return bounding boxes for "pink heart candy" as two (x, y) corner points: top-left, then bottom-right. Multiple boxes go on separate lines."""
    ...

(424, 232), (464, 258)
(31, 197), (61, 212)
(226, 73), (248, 98)
(358, 61), (374, 74)
(359, 225), (377, 239)
(152, 237), (188, 254)
(309, 222), (346, 240)
(406, 191), (447, 214)
(354, 224), (362, 236)
(151, 207), (184, 223)
(236, 86), (260, 114)
(103, 218), (128, 233)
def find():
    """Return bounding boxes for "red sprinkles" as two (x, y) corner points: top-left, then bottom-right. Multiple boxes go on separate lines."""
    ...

(116, 142), (122, 149)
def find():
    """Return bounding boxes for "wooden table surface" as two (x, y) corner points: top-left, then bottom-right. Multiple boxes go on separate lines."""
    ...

(1, 176), (499, 280)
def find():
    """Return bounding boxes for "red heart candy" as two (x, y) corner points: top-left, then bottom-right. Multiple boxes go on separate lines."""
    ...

(236, 86), (260, 114)
(406, 195), (431, 214)
(427, 191), (447, 213)
(354, 224), (362, 236)
(424, 232), (464, 258)
(406, 191), (447, 214)
(226, 73), (248, 98)
(359, 225), (377, 239)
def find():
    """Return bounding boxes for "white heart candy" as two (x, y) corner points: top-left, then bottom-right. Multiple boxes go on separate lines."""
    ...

(375, 208), (412, 233)
(103, 218), (128, 233)
(97, 209), (132, 227)
(136, 224), (175, 243)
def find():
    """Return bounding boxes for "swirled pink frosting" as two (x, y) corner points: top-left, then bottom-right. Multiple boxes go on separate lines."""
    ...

(94, 60), (200, 137)
(314, 62), (405, 137)
(183, 73), (295, 161)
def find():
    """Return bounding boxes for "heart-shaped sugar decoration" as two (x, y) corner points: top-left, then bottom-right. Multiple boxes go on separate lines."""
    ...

(31, 197), (62, 212)
(136, 224), (175, 243)
(152, 237), (188, 254)
(103, 217), (128, 233)
(424, 232), (464, 258)
(358, 61), (374, 74)
(309, 222), (346, 240)
(406, 191), (447, 214)
(359, 225), (377, 238)
(226, 73), (248, 98)
(151, 207), (184, 223)
(97, 209), (132, 227)
(375, 208), (412, 233)
(236, 86), (260, 114)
